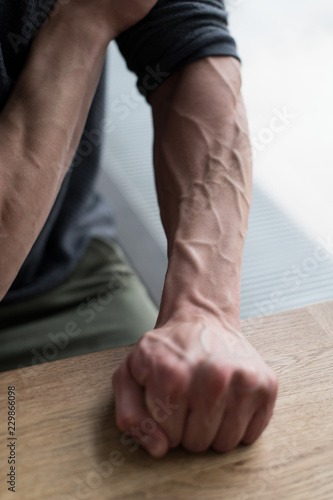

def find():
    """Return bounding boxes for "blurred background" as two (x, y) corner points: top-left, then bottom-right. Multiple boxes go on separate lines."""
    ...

(98, 0), (333, 319)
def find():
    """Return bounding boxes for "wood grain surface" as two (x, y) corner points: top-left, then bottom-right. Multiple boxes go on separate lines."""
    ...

(1, 301), (333, 500)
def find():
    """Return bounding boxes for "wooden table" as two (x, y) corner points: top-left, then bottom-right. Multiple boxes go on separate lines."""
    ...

(1, 301), (333, 500)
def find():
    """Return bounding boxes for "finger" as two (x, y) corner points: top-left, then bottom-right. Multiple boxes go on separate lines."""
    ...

(242, 407), (273, 444)
(243, 372), (278, 444)
(181, 403), (226, 453)
(212, 396), (253, 452)
(112, 360), (169, 458)
(126, 339), (150, 387)
(129, 335), (190, 448)
(181, 361), (229, 453)
(144, 360), (189, 449)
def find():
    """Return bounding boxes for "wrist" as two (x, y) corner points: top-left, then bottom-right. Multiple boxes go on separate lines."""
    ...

(156, 242), (242, 331)
(65, 1), (119, 43)
(46, 1), (112, 49)
(156, 288), (241, 332)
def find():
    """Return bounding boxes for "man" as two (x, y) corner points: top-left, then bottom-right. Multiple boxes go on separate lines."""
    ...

(0, 0), (278, 457)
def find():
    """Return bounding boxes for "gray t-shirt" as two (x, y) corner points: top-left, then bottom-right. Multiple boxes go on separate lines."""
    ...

(0, 0), (239, 303)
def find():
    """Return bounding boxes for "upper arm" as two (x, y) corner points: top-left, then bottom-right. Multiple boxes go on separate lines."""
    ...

(115, 0), (240, 103)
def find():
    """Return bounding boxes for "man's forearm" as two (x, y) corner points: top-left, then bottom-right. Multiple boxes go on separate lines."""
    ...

(150, 56), (252, 331)
(0, 2), (109, 299)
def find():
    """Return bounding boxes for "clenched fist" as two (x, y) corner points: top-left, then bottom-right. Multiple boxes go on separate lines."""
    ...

(112, 312), (278, 457)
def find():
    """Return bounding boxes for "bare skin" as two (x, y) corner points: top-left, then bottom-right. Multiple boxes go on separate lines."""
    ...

(113, 57), (278, 457)
(0, 0), (278, 456)
(0, 0), (159, 299)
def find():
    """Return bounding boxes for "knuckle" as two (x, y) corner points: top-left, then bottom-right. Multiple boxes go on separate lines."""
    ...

(256, 368), (279, 400)
(270, 371), (279, 394)
(136, 335), (153, 358)
(265, 370), (279, 403)
(157, 360), (189, 398)
(232, 365), (261, 393)
(207, 360), (230, 396)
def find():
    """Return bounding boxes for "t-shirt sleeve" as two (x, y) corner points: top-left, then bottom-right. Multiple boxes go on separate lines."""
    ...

(115, 0), (239, 100)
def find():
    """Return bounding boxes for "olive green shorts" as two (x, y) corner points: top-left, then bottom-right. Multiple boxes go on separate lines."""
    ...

(0, 238), (158, 372)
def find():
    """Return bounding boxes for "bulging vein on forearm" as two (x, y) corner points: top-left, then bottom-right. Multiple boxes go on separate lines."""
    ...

(150, 56), (252, 327)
